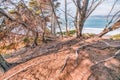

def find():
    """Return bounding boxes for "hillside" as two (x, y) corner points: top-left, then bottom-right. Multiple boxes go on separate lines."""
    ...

(0, 37), (120, 80)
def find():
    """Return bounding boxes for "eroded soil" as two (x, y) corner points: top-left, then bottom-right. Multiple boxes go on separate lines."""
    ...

(1, 37), (120, 80)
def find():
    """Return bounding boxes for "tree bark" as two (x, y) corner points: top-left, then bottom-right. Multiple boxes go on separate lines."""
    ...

(51, 14), (56, 36)
(78, 20), (84, 37)
(98, 20), (120, 37)
(0, 54), (10, 74)
(74, 8), (79, 37)
(98, 28), (110, 37)
(32, 32), (38, 47)
(49, 0), (63, 37)
(76, 0), (89, 37)
(65, 0), (69, 35)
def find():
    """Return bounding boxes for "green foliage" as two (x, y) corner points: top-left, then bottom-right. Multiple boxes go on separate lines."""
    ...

(57, 30), (95, 37)
(111, 34), (120, 40)
(68, 30), (76, 35)
(57, 30), (76, 35)
(23, 37), (30, 43)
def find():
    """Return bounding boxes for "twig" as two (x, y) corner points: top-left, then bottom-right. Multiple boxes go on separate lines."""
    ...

(60, 56), (69, 73)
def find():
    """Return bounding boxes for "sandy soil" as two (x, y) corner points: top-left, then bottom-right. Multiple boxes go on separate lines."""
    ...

(0, 37), (120, 80)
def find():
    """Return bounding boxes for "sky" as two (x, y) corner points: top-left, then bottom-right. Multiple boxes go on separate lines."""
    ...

(0, 0), (119, 16)
(58, 0), (120, 16)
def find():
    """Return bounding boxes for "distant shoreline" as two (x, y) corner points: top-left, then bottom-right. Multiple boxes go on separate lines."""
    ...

(83, 28), (120, 36)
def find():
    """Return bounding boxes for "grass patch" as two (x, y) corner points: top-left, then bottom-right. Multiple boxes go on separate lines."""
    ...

(57, 30), (95, 37)
(57, 30), (76, 36)
(111, 34), (120, 40)
(83, 33), (95, 37)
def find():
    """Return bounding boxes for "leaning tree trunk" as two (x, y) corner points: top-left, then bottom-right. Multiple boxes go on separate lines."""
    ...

(98, 28), (111, 37)
(0, 54), (10, 74)
(98, 20), (120, 37)
(98, 25), (120, 37)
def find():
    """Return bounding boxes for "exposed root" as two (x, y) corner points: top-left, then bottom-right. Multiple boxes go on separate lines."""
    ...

(75, 40), (120, 80)
(75, 44), (90, 66)
(92, 49), (120, 65)
(60, 56), (69, 73)
(101, 41), (120, 49)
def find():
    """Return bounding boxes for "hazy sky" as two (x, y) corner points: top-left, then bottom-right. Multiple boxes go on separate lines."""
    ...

(58, 0), (120, 16)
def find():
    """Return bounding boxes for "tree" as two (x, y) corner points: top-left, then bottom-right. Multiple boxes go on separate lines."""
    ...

(49, 0), (63, 37)
(65, 0), (69, 35)
(73, 0), (105, 37)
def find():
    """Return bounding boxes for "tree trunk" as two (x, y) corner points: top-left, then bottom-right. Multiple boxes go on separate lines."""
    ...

(65, 0), (69, 36)
(98, 20), (120, 37)
(0, 54), (10, 74)
(51, 14), (56, 36)
(74, 8), (79, 37)
(49, 0), (63, 37)
(98, 29), (109, 37)
(77, 19), (84, 38)
(32, 32), (38, 47)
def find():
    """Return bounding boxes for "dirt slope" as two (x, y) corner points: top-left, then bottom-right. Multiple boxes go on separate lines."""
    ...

(1, 37), (120, 80)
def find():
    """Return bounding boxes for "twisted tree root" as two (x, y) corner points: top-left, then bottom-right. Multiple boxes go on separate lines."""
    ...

(75, 40), (120, 80)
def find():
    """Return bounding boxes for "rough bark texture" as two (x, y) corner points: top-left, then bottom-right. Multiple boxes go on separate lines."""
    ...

(76, 0), (89, 37)
(0, 54), (10, 74)
(98, 20), (120, 37)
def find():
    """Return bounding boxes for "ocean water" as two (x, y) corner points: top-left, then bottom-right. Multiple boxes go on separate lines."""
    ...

(83, 16), (120, 35)
(84, 16), (107, 28)
(58, 16), (120, 35)
(59, 16), (107, 30)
